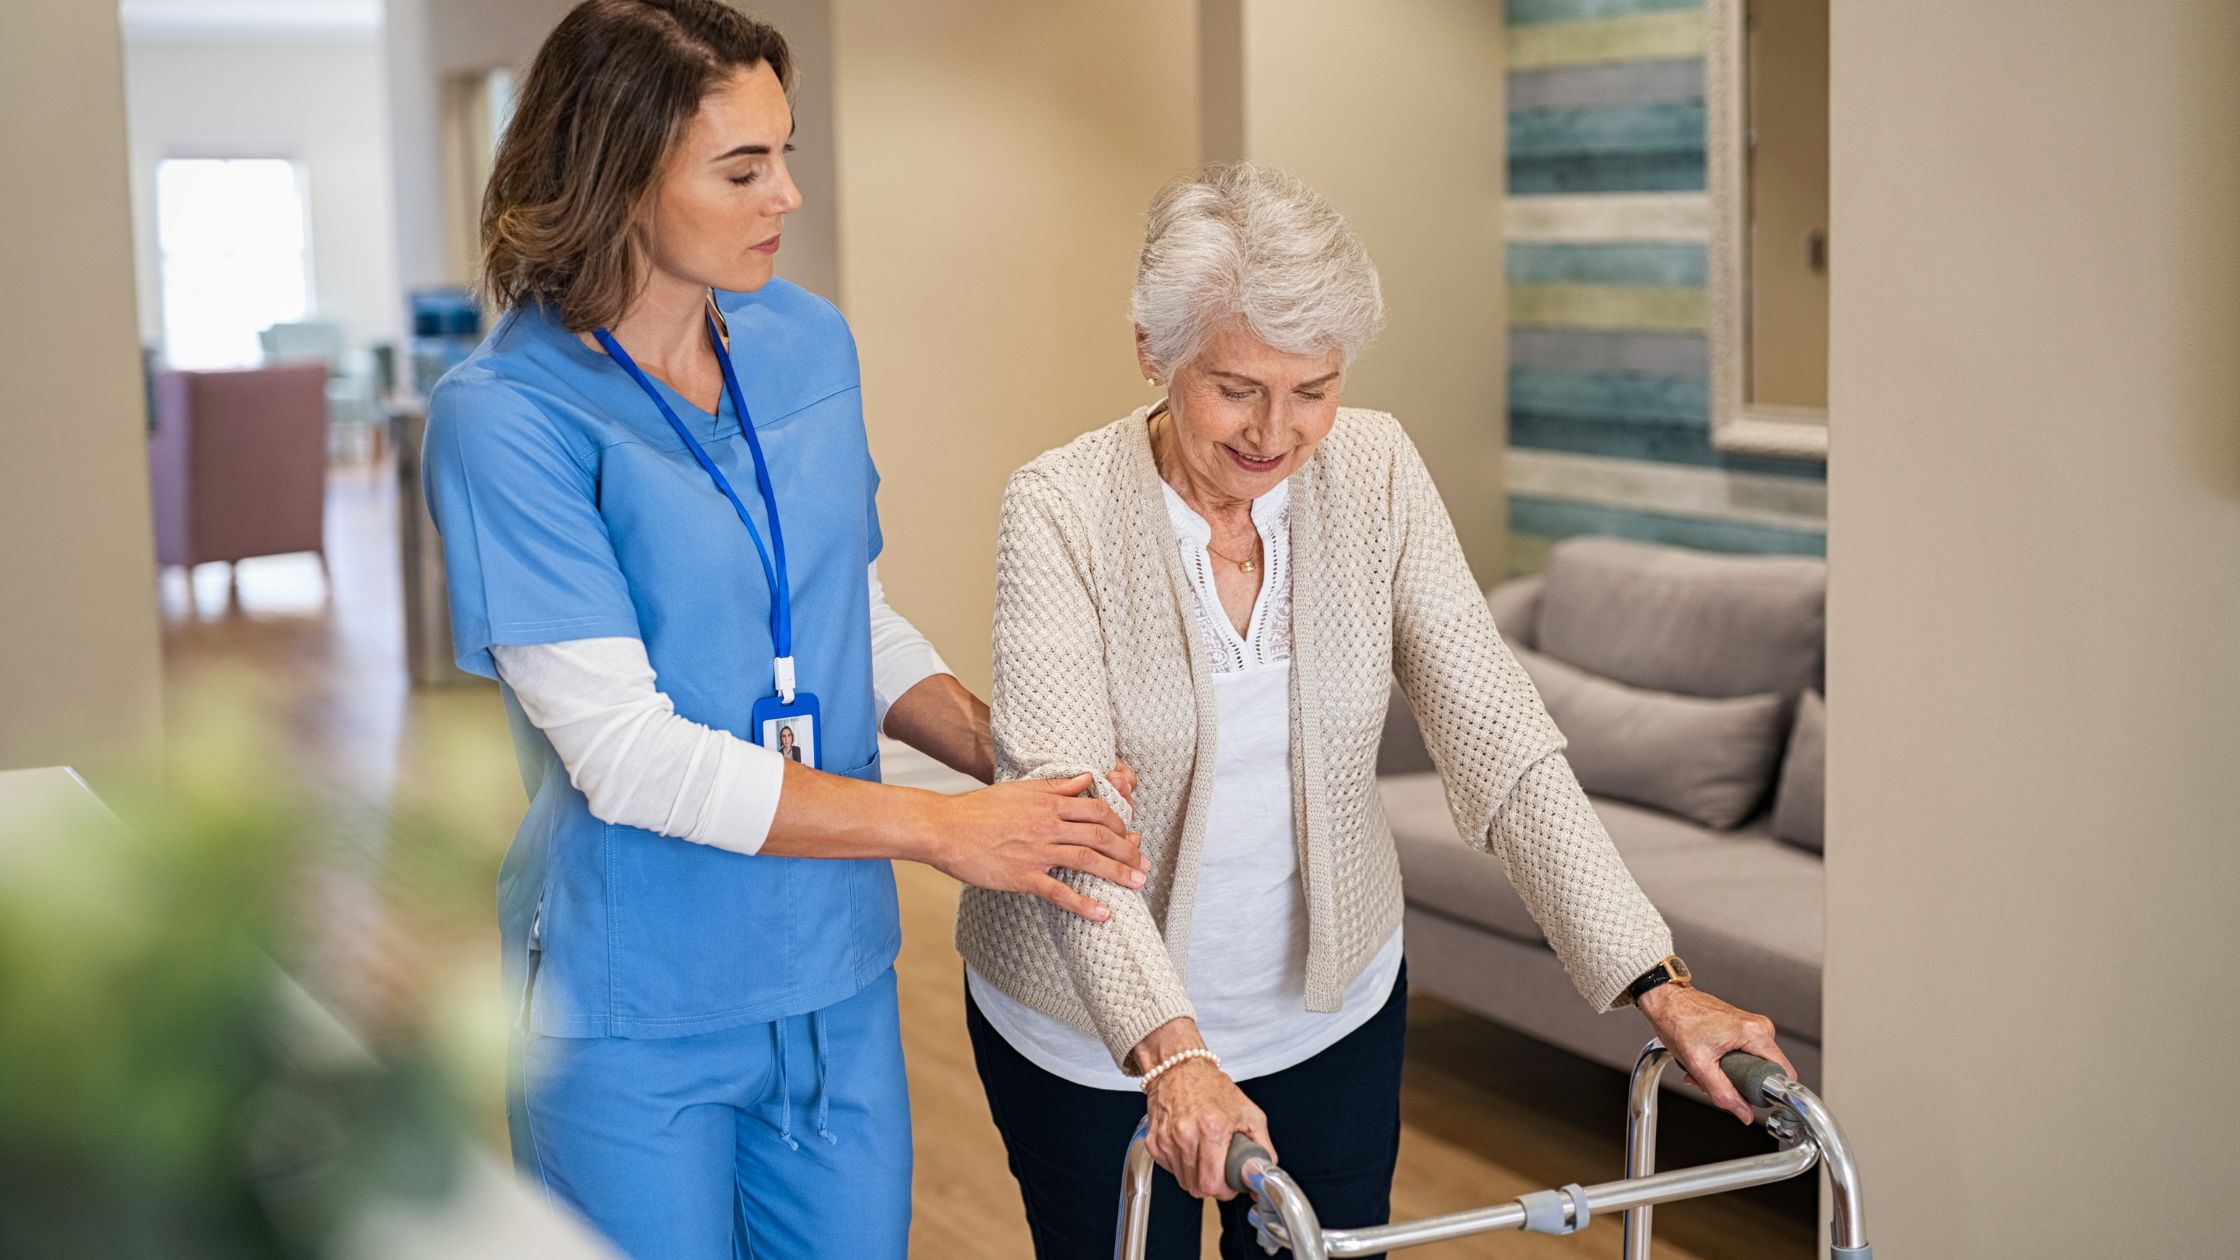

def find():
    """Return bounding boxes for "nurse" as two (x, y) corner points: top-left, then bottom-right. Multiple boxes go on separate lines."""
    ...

(421, 3), (1147, 1257)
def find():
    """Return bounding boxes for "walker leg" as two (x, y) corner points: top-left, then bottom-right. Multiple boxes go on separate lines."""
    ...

(1113, 1120), (1156, 1260)
(1250, 1168), (1329, 1260)
(1759, 1075), (1874, 1258)
(1621, 1041), (1673, 1260)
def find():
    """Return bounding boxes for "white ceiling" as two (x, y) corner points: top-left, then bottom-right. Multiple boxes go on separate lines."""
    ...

(118, 0), (384, 41)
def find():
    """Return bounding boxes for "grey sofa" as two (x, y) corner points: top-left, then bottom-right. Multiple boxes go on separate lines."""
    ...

(1379, 537), (1829, 1087)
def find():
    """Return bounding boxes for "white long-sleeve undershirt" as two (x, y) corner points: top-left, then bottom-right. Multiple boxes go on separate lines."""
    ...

(491, 562), (952, 856)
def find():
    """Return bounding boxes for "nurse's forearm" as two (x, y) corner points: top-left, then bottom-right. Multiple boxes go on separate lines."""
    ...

(881, 674), (995, 784)
(756, 762), (956, 861)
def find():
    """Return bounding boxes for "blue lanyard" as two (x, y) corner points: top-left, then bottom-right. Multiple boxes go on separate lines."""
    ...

(593, 312), (799, 699)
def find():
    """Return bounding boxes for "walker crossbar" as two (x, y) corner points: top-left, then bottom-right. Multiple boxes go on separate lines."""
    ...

(1111, 1041), (1872, 1259)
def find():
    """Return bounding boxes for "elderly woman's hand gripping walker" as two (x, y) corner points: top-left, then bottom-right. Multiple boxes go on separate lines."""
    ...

(954, 164), (1793, 1258)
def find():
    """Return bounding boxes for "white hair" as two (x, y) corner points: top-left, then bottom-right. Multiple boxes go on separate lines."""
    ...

(1130, 162), (1386, 378)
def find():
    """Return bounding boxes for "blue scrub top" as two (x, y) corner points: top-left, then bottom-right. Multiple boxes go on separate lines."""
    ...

(423, 279), (900, 1039)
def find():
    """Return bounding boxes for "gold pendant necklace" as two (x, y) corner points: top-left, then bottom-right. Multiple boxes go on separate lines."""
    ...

(1206, 539), (1260, 574)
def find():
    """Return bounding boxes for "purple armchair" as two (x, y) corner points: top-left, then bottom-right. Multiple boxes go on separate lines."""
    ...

(147, 363), (330, 581)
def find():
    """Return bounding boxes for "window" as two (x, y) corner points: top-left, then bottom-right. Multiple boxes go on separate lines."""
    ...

(155, 158), (312, 369)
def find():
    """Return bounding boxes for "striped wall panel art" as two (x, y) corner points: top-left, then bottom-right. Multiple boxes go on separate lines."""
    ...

(1504, 0), (1825, 575)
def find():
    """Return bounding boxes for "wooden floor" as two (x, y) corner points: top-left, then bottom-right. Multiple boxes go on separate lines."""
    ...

(158, 460), (1814, 1258)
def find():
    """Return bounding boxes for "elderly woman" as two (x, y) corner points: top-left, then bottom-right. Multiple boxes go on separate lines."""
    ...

(955, 164), (1792, 1258)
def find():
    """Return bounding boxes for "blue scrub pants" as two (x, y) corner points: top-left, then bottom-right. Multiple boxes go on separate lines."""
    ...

(509, 967), (913, 1260)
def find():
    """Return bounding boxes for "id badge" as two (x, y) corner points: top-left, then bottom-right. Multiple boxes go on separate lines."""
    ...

(751, 691), (822, 770)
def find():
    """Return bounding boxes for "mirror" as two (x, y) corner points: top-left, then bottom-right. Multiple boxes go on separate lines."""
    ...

(1707, 0), (1829, 460)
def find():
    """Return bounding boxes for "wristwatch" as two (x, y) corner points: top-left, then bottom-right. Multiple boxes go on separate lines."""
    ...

(1618, 955), (1692, 1007)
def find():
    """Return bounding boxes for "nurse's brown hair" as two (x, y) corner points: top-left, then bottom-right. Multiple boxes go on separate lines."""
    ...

(479, 0), (792, 331)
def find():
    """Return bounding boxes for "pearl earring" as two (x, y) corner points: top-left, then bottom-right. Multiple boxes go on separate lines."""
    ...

(1146, 377), (1159, 388)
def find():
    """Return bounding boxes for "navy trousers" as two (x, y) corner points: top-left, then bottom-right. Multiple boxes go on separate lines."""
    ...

(966, 963), (1408, 1260)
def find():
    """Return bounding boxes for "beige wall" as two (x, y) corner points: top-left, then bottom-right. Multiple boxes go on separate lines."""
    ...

(1216, 0), (1511, 582)
(831, 0), (1200, 691)
(1824, 2), (2240, 1254)
(0, 3), (164, 779)
(753, 0), (842, 304)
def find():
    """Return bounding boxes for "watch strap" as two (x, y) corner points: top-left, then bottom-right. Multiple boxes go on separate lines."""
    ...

(1621, 956), (1691, 1006)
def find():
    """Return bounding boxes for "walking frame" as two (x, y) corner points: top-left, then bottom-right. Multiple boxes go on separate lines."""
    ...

(1114, 1040), (1872, 1258)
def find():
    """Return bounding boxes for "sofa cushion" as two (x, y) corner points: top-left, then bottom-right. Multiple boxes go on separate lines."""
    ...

(1383, 770), (1547, 945)
(1377, 687), (1433, 777)
(1516, 646), (1787, 830)
(1772, 689), (1827, 853)
(1534, 537), (1826, 700)
(1486, 575), (1543, 649)
(1383, 772), (1823, 1041)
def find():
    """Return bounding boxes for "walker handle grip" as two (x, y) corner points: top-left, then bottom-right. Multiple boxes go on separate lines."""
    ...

(1225, 1133), (1275, 1194)
(1718, 1051), (1790, 1108)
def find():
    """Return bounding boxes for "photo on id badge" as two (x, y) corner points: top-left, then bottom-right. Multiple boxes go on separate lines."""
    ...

(764, 715), (815, 766)
(752, 689), (820, 769)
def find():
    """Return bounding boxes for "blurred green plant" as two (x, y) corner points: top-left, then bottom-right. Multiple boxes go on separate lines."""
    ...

(0, 678), (514, 1258)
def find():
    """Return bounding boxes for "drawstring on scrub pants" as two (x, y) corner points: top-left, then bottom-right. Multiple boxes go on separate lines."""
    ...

(770, 1009), (839, 1150)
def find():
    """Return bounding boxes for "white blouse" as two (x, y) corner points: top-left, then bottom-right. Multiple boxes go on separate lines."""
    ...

(967, 477), (1404, 1088)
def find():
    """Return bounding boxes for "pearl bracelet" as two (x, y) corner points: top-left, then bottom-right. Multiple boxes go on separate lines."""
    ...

(1139, 1047), (1220, 1091)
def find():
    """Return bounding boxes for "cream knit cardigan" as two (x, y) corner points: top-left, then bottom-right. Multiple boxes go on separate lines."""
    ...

(955, 406), (1674, 1067)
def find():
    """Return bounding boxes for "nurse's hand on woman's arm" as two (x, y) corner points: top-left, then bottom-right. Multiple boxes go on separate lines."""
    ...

(758, 761), (1149, 922)
(910, 773), (1149, 921)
